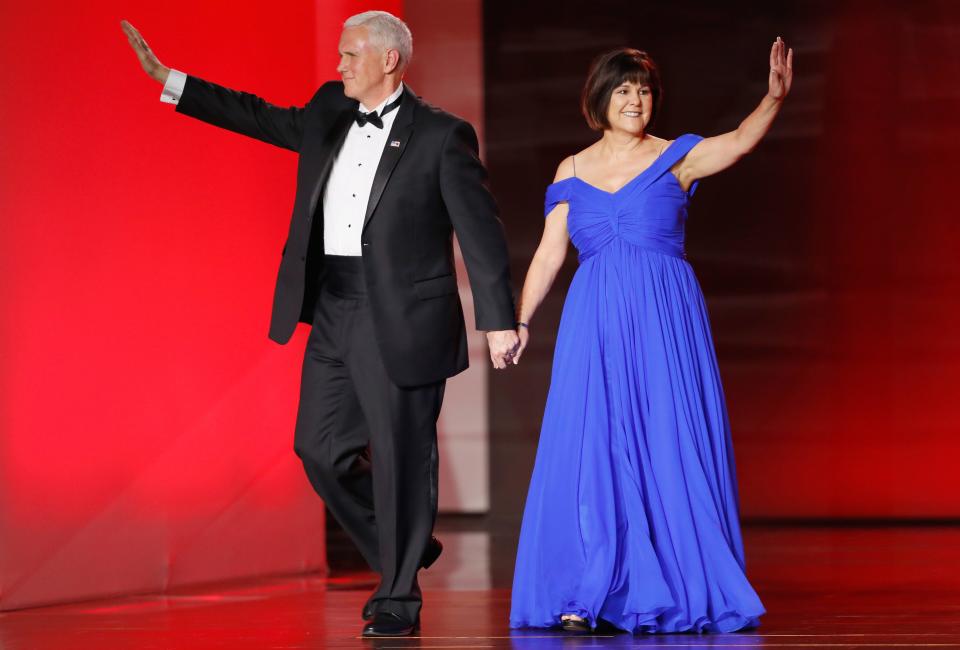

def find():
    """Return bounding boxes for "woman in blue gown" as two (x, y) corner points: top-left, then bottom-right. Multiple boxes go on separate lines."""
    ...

(509, 39), (794, 634)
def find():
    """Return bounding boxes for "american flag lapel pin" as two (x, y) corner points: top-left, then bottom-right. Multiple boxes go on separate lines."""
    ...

(390, 140), (401, 148)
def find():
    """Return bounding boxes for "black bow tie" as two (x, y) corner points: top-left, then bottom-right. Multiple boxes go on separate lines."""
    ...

(354, 94), (403, 129)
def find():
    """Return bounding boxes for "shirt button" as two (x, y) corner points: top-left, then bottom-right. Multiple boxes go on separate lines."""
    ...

(299, 255), (305, 261)
(348, 224), (352, 228)
(352, 193), (356, 197)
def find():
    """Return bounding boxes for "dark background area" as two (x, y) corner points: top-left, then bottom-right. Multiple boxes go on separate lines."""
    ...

(483, 0), (960, 578)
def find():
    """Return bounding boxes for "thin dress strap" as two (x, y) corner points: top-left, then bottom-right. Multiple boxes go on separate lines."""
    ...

(572, 155), (577, 177)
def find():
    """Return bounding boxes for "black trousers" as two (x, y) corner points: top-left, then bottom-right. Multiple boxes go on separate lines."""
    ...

(293, 255), (445, 624)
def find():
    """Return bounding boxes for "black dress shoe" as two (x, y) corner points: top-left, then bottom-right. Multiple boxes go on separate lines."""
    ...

(361, 611), (418, 637)
(421, 535), (443, 569)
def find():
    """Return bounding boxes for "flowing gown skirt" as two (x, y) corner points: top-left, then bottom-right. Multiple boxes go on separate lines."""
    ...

(509, 241), (765, 633)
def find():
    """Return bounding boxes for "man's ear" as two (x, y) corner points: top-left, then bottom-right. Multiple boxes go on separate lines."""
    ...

(383, 49), (401, 74)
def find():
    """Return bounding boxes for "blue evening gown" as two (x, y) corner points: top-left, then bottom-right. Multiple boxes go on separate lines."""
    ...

(509, 134), (765, 633)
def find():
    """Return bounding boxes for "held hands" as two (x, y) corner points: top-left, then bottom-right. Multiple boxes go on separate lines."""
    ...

(121, 20), (170, 84)
(767, 36), (794, 101)
(486, 329), (521, 370)
(513, 324), (530, 365)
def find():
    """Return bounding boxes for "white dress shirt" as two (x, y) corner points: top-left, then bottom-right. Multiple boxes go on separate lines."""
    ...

(160, 71), (404, 256)
(322, 83), (403, 256)
(160, 69), (187, 105)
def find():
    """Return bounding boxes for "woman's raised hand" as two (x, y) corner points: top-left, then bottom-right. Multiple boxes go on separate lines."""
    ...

(121, 20), (170, 84)
(768, 36), (793, 101)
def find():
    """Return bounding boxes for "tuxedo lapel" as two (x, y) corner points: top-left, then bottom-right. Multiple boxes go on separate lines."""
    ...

(306, 109), (356, 216)
(363, 87), (416, 231)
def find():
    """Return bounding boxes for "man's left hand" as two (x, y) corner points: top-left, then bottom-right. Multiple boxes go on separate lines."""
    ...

(486, 330), (520, 370)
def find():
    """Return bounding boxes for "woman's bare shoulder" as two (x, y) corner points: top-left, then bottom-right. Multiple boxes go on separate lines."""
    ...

(554, 156), (576, 182)
(648, 135), (673, 154)
(554, 142), (599, 182)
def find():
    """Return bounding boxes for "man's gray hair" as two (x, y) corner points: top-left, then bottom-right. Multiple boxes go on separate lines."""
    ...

(344, 11), (413, 69)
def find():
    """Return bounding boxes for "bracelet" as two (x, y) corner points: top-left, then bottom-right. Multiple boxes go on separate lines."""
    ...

(517, 321), (529, 329)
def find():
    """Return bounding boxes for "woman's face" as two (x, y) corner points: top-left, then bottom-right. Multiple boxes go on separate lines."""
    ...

(606, 80), (653, 135)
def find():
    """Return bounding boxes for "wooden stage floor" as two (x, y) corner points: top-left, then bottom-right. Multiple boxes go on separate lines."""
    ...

(3, 526), (960, 648)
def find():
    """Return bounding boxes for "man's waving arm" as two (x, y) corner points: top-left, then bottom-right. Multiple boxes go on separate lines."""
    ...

(121, 20), (306, 152)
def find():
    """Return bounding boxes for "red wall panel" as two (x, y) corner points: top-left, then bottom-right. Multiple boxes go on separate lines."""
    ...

(1, 0), (399, 610)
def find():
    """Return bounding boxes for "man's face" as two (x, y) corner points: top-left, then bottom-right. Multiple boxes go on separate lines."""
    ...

(337, 26), (387, 103)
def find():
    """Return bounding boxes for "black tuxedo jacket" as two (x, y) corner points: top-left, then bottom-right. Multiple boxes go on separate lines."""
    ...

(176, 77), (515, 387)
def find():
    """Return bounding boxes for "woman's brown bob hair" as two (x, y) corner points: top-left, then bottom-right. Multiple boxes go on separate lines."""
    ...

(581, 48), (663, 131)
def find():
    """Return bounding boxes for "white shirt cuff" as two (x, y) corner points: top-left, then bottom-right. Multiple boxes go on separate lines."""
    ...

(160, 69), (187, 105)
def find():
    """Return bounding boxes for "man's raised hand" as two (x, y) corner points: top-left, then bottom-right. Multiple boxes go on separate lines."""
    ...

(121, 20), (170, 84)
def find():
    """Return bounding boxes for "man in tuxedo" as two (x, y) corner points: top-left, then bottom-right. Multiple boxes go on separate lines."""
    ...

(122, 11), (519, 637)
